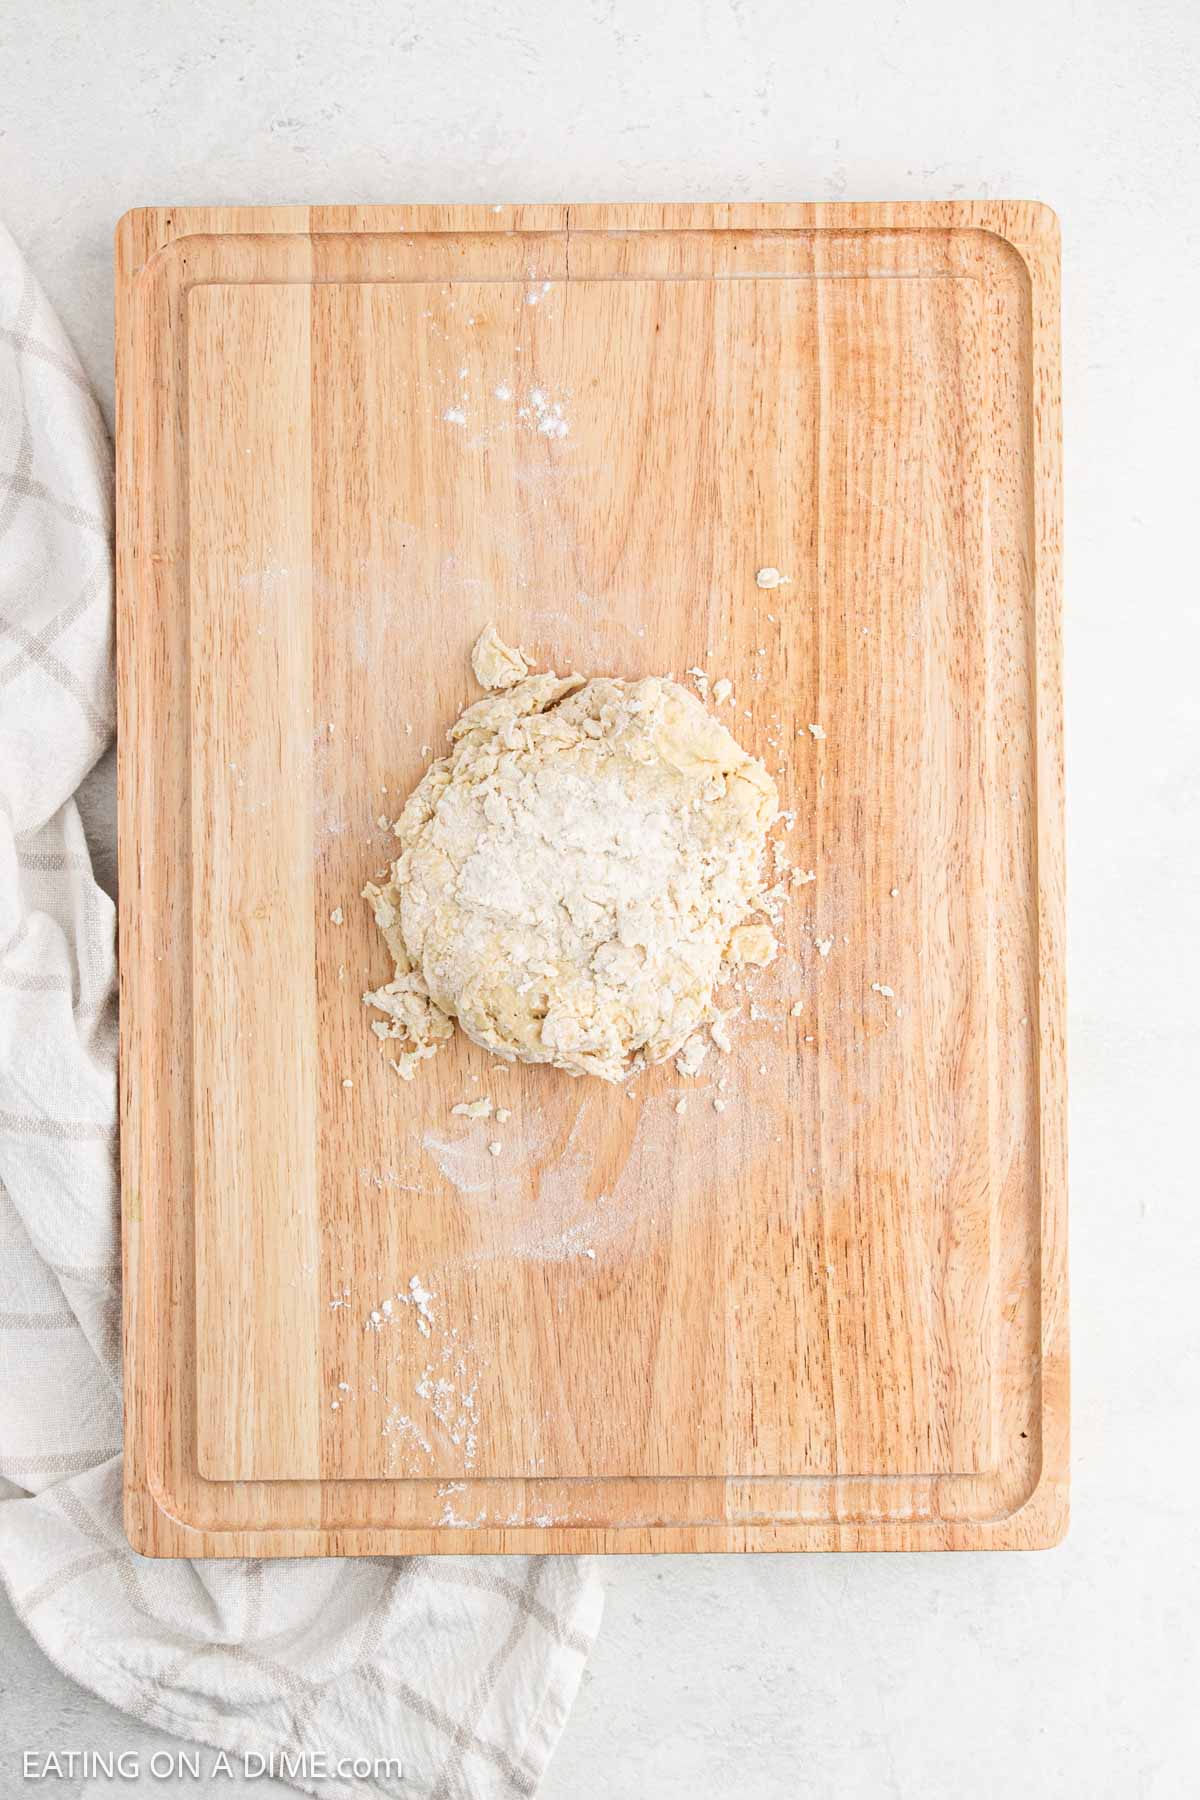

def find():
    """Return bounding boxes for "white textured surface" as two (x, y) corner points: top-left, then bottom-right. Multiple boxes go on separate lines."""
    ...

(2, 0), (1198, 1795)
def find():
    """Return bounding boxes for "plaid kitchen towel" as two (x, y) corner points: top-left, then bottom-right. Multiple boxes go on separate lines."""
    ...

(0, 220), (601, 1799)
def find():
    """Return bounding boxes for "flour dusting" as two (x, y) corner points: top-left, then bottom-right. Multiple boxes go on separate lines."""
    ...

(362, 1274), (489, 1475)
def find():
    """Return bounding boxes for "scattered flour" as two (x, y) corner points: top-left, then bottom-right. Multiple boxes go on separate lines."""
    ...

(365, 1275), (487, 1476)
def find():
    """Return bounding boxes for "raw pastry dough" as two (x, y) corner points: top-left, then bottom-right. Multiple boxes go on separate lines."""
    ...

(470, 621), (531, 689)
(365, 638), (778, 1083)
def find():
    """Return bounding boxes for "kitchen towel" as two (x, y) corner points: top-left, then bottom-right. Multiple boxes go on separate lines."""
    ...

(0, 220), (601, 1799)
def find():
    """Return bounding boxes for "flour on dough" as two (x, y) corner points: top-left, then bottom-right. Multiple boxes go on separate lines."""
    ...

(365, 641), (779, 1083)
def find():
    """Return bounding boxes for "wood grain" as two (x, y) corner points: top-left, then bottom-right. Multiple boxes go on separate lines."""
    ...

(189, 284), (323, 1481)
(117, 201), (1066, 1555)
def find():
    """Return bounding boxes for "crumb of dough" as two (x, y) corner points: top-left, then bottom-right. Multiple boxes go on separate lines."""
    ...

(330, 907), (344, 924)
(792, 867), (816, 885)
(487, 1140), (502, 1157)
(713, 1097), (727, 1113)
(711, 678), (734, 706)
(675, 1098), (687, 1114)
(871, 982), (895, 998)
(710, 1016), (733, 1054)
(790, 1000), (804, 1017)
(675, 1033), (708, 1078)
(807, 724), (826, 740)
(452, 1096), (493, 1118)
(494, 1106), (511, 1123)
(815, 936), (833, 957)
(342, 1077), (353, 1089)
(890, 887), (900, 897)
(755, 567), (790, 589)
(728, 922), (776, 967)
(471, 621), (533, 690)
(389, 1046), (439, 1080)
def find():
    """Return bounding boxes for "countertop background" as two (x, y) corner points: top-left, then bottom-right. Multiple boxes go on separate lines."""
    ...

(2, 1), (1198, 1795)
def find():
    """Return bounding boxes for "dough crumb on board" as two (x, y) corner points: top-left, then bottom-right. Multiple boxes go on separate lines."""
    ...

(451, 1096), (493, 1118)
(470, 621), (533, 690)
(728, 921), (777, 967)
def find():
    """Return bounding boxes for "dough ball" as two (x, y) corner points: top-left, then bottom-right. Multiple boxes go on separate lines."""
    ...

(365, 665), (779, 1083)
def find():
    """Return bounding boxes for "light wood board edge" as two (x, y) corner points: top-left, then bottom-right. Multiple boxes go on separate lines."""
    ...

(116, 200), (1066, 1557)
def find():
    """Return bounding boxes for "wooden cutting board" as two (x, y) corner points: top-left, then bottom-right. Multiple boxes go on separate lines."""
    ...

(117, 201), (1066, 1555)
